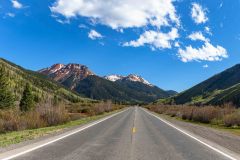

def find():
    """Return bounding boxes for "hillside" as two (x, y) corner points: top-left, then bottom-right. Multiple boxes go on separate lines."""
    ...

(170, 64), (240, 106)
(0, 58), (92, 107)
(39, 64), (176, 104)
(75, 75), (172, 104)
(207, 83), (240, 106)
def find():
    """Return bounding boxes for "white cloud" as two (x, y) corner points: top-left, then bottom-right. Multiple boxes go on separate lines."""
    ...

(88, 30), (103, 40)
(6, 12), (15, 18)
(11, 0), (23, 9)
(50, 0), (229, 64)
(205, 27), (212, 35)
(50, 0), (179, 29)
(174, 41), (180, 48)
(188, 31), (209, 42)
(56, 19), (70, 24)
(178, 42), (228, 62)
(203, 64), (208, 68)
(191, 3), (208, 24)
(123, 28), (179, 50)
(78, 24), (88, 29)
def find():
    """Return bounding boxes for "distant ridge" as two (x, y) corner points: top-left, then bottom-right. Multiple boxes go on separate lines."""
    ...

(39, 63), (177, 104)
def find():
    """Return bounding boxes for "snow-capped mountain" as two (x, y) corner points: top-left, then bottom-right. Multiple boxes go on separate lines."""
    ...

(39, 63), (177, 103)
(39, 63), (94, 89)
(104, 75), (123, 82)
(104, 74), (153, 86)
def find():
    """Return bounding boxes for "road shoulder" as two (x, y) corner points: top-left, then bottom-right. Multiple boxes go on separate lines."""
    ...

(0, 109), (126, 155)
(143, 108), (240, 160)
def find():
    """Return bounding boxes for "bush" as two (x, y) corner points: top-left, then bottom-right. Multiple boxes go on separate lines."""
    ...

(192, 106), (219, 123)
(0, 102), (69, 132)
(36, 102), (69, 126)
(0, 110), (20, 132)
(181, 106), (194, 120)
(0, 99), (124, 133)
(147, 104), (239, 127)
(223, 111), (240, 127)
(165, 106), (179, 117)
(21, 111), (46, 129)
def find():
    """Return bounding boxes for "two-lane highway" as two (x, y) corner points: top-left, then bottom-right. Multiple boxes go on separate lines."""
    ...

(0, 107), (238, 160)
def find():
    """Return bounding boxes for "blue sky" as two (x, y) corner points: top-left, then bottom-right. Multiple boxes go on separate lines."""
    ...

(0, 0), (240, 92)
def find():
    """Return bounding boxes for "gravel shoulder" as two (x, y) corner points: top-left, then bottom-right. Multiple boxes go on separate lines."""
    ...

(160, 114), (240, 155)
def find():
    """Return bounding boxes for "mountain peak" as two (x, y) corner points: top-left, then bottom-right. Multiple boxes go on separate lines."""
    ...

(39, 63), (64, 74)
(104, 74), (153, 86)
(104, 75), (123, 82)
(39, 63), (94, 84)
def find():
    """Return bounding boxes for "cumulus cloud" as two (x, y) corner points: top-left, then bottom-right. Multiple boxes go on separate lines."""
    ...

(188, 32), (209, 42)
(123, 28), (179, 50)
(11, 0), (23, 9)
(178, 42), (228, 62)
(191, 3), (208, 24)
(88, 30), (103, 40)
(50, 0), (179, 29)
(50, 0), (228, 63)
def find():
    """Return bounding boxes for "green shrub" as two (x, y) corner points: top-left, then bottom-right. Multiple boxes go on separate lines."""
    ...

(0, 66), (15, 109)
(20, 83), (35, 112)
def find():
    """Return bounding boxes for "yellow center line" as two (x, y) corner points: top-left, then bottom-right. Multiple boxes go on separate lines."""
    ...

(132, 127), (136, 133)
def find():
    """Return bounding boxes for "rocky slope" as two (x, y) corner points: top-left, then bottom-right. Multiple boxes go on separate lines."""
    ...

(39, 63), (94, 89)
(39, 63), (177, 104)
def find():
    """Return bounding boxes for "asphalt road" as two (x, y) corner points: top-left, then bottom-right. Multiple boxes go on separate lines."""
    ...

(1, 107), (236, 160)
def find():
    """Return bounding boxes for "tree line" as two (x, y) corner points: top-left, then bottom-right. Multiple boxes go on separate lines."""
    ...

(0, 66), (35, 112)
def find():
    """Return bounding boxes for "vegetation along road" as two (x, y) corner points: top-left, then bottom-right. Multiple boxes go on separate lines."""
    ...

(0, 107), (239, 160)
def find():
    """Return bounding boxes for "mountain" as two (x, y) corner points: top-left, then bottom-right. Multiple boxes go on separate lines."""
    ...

(166, 90), (178, 96)
(104, 74), (153, 86)
(0, 58), (92, 107)
(75, 75), (172, 104)
(171, 64), (240, 106)
(39, 64), (176, 104)
(39, 63), (94, 90)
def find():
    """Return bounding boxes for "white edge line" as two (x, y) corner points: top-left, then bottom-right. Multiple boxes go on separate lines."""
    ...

(142, 108), (238, 160)
(1, 109), (129, 160)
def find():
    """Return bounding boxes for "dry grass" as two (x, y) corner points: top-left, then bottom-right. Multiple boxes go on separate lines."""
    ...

(223, 111), (240, 127)
(147, 104), (240, 127)
(0, 100), (125, 133)
(0, 104), (69, 133)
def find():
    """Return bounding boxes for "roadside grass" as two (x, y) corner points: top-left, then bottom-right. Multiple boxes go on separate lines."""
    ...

(154, 112), (240, 136)
(0, 110), (121, 147)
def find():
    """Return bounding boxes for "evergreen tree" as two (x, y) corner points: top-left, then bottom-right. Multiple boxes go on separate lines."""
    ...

(0, 66), (14, 109)
(20, 83), (35, 112)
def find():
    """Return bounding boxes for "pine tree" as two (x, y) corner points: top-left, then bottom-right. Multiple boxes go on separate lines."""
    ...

(20, 83), (35, 112)
(0, 66), (15, 109)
